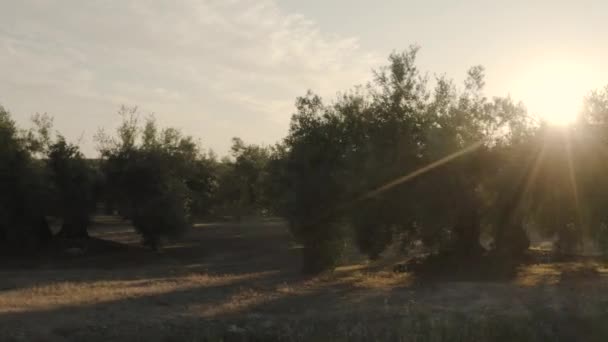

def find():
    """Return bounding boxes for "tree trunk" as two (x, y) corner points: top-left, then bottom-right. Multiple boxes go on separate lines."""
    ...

(35, 216), (53, 243)
(57, 216), (89, 239)
(453, 208), (483, 257)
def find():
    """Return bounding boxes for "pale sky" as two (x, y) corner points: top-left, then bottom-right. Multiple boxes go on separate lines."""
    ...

(1, 0), (607, 156)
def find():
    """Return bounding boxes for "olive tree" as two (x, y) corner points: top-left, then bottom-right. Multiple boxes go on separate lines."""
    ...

(0, 106), (51, 252)
(98, 107), (214, 249)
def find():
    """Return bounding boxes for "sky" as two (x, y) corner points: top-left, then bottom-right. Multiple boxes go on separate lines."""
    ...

(1, 0), (607, 156)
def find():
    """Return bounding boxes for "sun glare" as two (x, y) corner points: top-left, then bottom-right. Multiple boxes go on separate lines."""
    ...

(517, 61), (591, 126)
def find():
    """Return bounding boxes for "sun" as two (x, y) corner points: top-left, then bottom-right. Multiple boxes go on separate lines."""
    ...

(517, 60), (591, 126)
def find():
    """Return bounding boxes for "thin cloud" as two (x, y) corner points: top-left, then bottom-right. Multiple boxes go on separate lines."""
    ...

(0, 0), (380, 155)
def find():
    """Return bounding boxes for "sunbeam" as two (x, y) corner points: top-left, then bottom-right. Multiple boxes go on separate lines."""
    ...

(357, 140), (485, 201)
(564, 130), (581, 222)
(522, 137), (548, 202)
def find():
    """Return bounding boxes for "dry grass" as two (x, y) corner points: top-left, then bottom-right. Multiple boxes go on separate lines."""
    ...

(1, 217), (608, 341)
(0, 271), (273, 314)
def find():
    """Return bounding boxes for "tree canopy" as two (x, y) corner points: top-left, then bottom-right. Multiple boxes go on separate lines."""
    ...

(2, 47), (608, 275)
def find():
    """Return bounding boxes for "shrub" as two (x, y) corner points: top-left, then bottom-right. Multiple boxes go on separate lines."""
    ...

(132, 179), (191, 250)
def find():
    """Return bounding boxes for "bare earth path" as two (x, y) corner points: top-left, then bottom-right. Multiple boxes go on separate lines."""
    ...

(1, 217), (608, 341)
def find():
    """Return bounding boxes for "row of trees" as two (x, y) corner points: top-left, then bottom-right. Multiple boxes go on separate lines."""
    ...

(275, 48), (534, 272)
(3, 46), (608, 273)
(274, 47), (608, 272)
(0, 106), (272, 253)
(0, 110), (98, 252)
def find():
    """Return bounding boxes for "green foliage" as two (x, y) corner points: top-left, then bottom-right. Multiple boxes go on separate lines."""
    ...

(277, 47), (536, 271)
(19, 112), (98, 239)
(302, 47), (608, 271)
(132, 177), (191, 250)
(555, 223), (582, 255)
(577, 87), (608, 255)
(580, 85), (608, 124)
(493, 223), (530, 257)
(186, 157), (217, 219)
(46, 137), (96, 238)
(597, 224), (608, 257)
(6, 46), (608, 276)
(280, 91), (353, 272)
(98, 107), (214, 249)
(0, 106), (51, 252)
(262, 143), (289, 216)
(212, 138), (272, 219)
(297, 219), (348, 274)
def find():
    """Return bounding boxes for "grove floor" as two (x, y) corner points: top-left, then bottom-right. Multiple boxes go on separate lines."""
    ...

(1, 217), (608, 341)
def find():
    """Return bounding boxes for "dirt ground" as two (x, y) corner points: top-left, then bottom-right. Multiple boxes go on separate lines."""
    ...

(1, 217), (608, 341)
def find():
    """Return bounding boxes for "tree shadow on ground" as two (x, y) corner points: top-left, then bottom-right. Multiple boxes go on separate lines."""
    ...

(398, 252), (522, 283)
(0, 264), (375, 341)
(2, 255), (608, 341)
(0, 217), (301, 291)
(3, 217), (608, 341)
